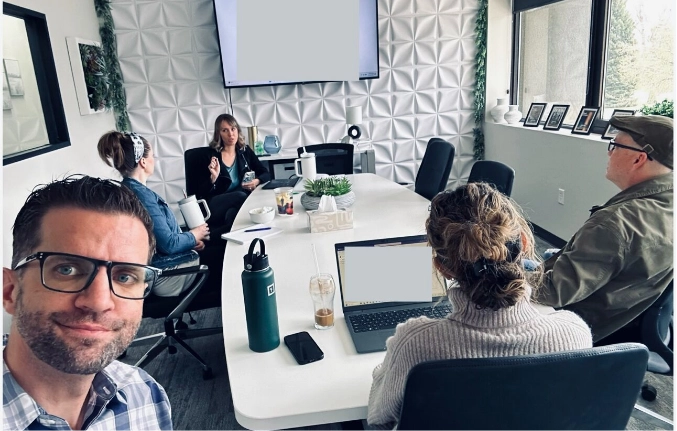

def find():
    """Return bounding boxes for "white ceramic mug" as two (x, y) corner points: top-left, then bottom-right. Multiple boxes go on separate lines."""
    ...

(178, 195), (211, 229)
(294, 152), (317, 180)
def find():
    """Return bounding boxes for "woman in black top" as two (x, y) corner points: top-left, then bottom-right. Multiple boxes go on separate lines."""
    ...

(194, 114), (270, 234)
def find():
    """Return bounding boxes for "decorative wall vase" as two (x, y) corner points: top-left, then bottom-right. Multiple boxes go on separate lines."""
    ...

(490, 97), (509, 123)
(504, 105), (522, 124)
(263, 135), (281, 154)
(300, 191), (356, 211)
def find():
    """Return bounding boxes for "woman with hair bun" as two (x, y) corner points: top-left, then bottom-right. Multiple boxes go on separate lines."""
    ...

(367, 183), (592, 429)
(98, 131), (211, 297)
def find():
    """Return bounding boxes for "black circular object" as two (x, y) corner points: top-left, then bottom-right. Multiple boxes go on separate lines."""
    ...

(641, 384), (657, 401)
(203, 368), (214, 380)
(348, 125), (362, 139)
(168, 345), (178, 354)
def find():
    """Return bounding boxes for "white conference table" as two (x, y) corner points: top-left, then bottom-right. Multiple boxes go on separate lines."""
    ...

(220, 173), (431, 430)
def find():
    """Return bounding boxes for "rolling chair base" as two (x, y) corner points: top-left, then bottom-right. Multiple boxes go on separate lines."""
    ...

(128, 326), (221, 380)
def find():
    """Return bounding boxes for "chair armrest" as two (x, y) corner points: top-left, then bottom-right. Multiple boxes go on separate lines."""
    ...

(154, 265), (211, 320)
(158, 264), (208, 278)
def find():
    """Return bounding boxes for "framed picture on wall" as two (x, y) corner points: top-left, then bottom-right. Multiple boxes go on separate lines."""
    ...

(601, 109), (635, 140)
(543, 104), (570, 131)
(3, 59), (20, 78)
(7, 77), (24, 96)
(523, 103), (547, 127)
(571, 107), (600, 135)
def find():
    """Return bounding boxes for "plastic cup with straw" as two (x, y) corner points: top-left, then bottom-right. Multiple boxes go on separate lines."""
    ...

(310, 243), (335, 329)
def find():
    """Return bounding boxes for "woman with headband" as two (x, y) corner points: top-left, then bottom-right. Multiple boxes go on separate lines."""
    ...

(193, 114), (271, 234)
(98, 131), (210, 296)
(367, 183), (592, 429)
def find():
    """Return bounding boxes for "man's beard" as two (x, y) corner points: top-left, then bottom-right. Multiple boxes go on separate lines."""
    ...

(14, 285), (141, 375)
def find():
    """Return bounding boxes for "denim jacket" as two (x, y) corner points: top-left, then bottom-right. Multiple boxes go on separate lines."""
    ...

(122, 178), (197, 268)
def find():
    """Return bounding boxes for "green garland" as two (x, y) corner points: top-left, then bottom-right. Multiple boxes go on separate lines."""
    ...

(472, 0), (488, 160)
(93, 0), (130, 131)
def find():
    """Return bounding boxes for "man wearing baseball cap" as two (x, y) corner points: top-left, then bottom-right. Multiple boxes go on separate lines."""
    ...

(537, 115), (673, 343)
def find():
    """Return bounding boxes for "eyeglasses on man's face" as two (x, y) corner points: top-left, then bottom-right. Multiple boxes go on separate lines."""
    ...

(608, 141), (653, 160)
(12, 252), (161, 300)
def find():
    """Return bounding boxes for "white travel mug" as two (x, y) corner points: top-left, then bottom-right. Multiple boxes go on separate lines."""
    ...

(178, 195), (211, 229)
(294, 152), (317, 180)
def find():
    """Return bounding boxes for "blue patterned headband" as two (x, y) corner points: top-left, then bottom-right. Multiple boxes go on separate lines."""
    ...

(127, 132), (145, 164)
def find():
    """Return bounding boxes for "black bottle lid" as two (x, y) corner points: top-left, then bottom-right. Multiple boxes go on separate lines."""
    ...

(243, 238), (269, 272)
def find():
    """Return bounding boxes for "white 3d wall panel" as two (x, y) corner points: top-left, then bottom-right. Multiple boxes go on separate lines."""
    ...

(111, 0), (479, 207)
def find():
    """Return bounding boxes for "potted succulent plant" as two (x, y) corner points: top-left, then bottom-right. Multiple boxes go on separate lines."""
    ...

(300, 176), (356, 210)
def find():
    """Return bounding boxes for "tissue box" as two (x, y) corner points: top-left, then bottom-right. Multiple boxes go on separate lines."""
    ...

(307, 209), (354, 233)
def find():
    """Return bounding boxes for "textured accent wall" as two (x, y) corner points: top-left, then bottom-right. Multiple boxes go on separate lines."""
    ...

(111, 0), (479, 208)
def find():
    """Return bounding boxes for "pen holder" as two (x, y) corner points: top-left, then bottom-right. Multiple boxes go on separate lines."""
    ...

(307, 209), (354, 233)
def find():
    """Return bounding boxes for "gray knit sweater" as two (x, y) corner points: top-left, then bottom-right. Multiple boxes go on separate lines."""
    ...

(367, 287), (593, 428)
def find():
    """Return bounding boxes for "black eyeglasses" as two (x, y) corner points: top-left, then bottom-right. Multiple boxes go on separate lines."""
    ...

(608, 141), (653, 160)
(12, 252), (161, 300)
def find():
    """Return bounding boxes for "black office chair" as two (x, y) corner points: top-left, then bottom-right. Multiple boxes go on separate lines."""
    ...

(184, 146), (214, 199)
(397, 343), (649, 430)
(467, 160), (516, 197)
(638, 282), (673, 400)
(413, 138), (455, 200)
(127, 264), (222, 380)
(297, 143), (354, 175)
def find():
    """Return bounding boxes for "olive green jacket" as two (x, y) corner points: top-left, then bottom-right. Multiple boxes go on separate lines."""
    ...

(538, 173), (673, 341)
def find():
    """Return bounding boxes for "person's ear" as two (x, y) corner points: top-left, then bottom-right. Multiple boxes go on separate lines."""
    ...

(3, 268), (19, 315)
(520, 231), (529, 253)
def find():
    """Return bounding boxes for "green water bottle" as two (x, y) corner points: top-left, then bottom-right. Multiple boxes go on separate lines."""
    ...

(242, 238), (280, 352)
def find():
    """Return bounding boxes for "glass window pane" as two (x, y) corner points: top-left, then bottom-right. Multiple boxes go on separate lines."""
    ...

(3, 15), (50, 157)
(602, 0), (674, 118)
(517, 0), (592, 125)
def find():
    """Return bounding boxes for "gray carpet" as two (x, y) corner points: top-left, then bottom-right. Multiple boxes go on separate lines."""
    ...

(119, 234), (673, 430)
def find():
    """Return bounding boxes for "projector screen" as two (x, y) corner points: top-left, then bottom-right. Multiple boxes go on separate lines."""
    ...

(213, 0), (379, 88)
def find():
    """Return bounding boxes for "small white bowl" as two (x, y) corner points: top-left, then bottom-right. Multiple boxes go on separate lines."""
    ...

(249, 206), (275, 224)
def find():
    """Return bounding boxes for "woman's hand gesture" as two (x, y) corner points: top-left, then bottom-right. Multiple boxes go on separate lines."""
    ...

(208, 157), (220, 184)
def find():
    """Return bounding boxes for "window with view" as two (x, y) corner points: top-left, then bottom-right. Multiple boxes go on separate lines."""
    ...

(513, 0), (674, 127)
(516, 0), (592, 125)
(602, 0), (674, 118)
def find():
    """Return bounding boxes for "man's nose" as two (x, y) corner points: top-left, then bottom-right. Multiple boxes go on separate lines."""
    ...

(73, 266), (115, 312)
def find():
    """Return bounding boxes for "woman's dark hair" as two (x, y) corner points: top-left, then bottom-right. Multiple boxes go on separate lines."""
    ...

(97, 131), (151, 177)
(209, 113), (246, 151)
(12, 175), (156, 268)
(426, 182), (542, 311)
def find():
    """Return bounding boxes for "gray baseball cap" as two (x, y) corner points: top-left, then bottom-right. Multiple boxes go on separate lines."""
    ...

(609, 115), (673, 170)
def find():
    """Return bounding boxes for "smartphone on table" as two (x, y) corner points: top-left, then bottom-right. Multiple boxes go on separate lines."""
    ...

(284, 331), (324, 365)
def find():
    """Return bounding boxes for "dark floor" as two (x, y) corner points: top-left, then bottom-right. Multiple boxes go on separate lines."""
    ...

(119, 234), (673, 430)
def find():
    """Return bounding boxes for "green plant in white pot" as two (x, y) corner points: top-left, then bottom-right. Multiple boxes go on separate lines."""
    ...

(300, 176), (356, 210)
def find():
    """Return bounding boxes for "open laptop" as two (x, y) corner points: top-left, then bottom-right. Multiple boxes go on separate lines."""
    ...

(335, 235), (450, 354)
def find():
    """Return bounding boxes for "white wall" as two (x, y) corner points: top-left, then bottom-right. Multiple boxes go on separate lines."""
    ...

(111, 0), (482, 208)
(485, 122), (618, 239)
(483, 0), (620, 241)
(3, 0), (118, 330)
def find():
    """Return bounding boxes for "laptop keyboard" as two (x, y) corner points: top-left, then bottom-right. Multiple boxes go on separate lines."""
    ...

(348, 305), (452, 333)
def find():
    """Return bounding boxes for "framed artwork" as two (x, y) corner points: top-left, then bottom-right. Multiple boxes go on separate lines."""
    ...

(543, 104), (570, 131)
(571, 106), (600, 135)
(3, 59), (20, 78)
(3, 91), (11, 110)
(66, 37), (108, 115)
(523, 103), (547, 127)
(601, 109), (635, 140)
(7, 77), (24, 96)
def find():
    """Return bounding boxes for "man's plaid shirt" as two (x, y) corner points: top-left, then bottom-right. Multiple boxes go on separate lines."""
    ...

(3, 356), (172, 430)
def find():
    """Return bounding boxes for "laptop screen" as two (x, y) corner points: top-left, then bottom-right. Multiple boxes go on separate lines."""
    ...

(335, 235), (447, 309)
